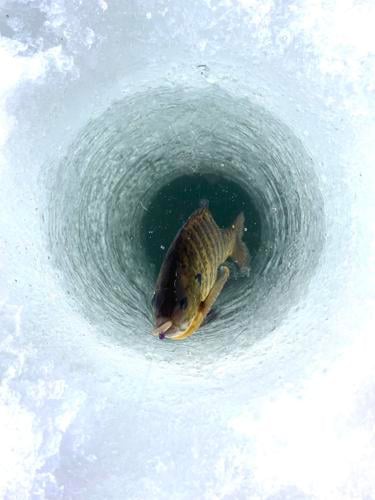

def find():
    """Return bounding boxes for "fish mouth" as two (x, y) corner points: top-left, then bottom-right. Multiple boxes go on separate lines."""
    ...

(152, 320), (173, 338)
(163, 328), (188, 340)
(152, 319), (191, 340)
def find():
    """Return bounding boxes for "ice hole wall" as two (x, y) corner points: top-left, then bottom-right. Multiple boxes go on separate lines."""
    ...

(47, 87), (324, 364)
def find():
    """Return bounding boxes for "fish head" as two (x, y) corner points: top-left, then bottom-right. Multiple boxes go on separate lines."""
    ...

(152, 268), (201, 339)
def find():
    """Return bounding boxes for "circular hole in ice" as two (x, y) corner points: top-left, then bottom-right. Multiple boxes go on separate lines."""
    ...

(47, 86), (324, 366)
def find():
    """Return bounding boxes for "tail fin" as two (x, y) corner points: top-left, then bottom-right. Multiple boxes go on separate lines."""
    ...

(231, 212), (250, 271)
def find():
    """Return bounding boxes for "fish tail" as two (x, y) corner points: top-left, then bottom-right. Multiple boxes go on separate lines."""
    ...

(230, 212), (250, 270)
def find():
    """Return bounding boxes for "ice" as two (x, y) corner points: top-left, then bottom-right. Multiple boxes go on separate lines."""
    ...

(1, 0), (375, 498)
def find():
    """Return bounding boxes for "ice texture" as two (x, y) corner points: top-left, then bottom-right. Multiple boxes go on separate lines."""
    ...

(0, 0), (375, 499)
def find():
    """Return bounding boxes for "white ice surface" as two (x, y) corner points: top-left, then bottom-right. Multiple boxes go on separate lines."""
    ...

(1, 1), (375, 499)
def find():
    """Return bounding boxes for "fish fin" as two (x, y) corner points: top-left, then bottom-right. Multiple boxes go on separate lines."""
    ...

(169, 267), (229, 340)
(199, 198), (209, 209)
(231, 212), (251, 271)
(202, 307), (218, 325)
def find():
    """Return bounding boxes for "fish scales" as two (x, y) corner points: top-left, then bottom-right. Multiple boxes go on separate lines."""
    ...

(202, 216), (224, 262)
(199, 227), (221, 292)
(182, 231), (204, 273)
(191, 223), (215, 292)
(185, 213), (212, 258)
(197, 210), (220, 258)
(198, 218), (217, 261)
(185, 227), (209, 280)
(195, 214), (222, 281)
(208, 211), (229, 259)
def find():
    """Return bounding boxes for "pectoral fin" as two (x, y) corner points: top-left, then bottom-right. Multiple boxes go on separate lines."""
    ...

(170, 266), (230, 340)
(202, 307), (218, 326)
(200, 266), (230, 317)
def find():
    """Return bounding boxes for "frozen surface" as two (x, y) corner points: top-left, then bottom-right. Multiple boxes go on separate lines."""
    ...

(1, 0), (375, 498)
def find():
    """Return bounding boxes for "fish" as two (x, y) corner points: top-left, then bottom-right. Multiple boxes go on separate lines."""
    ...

(151, 206), (250, 340)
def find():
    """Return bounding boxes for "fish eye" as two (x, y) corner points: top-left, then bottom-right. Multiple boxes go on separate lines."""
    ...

(195, 273), (202, 285)
(179, 297), (188, 310)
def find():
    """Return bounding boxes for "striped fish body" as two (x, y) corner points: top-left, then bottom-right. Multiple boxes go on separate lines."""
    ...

(152, 207), (250, 340)
(176, 208), (235, 302)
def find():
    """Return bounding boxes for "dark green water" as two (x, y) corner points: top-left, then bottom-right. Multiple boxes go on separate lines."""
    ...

(141, 172), (262, 279)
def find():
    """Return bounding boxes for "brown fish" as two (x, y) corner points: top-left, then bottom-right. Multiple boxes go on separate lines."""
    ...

(152, 206), (250, 340)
